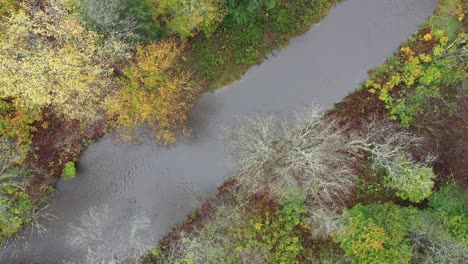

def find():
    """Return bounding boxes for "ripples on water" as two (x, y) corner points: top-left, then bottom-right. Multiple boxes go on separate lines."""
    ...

(2, 0), (437, 262)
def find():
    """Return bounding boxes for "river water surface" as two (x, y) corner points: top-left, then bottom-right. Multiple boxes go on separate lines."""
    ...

(2, 0), (437, 262)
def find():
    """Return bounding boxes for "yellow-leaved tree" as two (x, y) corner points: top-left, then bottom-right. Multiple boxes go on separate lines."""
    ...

(0, 0), (114, 122)
(106, 41), (200, 144)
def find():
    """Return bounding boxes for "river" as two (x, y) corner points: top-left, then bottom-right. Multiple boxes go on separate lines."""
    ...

(1, 0), (437, 262)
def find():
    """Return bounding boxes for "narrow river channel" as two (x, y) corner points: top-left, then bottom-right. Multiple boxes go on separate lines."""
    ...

(2, 0), (437, 262)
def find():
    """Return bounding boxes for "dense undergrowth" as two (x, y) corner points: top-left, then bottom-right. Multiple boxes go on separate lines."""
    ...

(140, 0), (467, 263)
(0, 0), (340, 247)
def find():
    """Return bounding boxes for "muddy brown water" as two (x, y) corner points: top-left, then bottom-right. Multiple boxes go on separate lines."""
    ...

(2, 0), (437, 262)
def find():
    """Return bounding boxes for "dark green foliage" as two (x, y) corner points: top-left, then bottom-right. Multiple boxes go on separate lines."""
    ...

(226, 21), (264, 64)
(268, 0), (332, 37)
(125, 0), (161, 42)
(409, 185), (468, 263)
(222, 0), (277, 24)
(222, 192), (307, 263)
(427, 184), (468, 240)
(354, 163), (392, 204)
(189, 36), (227, 79)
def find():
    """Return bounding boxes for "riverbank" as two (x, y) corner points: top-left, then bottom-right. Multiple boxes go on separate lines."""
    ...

(140, 0), (467, 262)
(0, 0), (341, 245)
(1, 0), (439, 261)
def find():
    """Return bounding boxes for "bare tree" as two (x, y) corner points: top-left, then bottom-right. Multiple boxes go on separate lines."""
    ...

(410, 213), (468, 264)
(307, 207), (342, 239)
(226, 104), (359, 224)
(67, 205), (152, 263)
(349, 121), (436, 202)
(348, 120), (429, 169)
(435, 36), (467, 63)
(67, 206), (118, 263)
(77, 0), (139, 43)
(158, 204), (266, 264)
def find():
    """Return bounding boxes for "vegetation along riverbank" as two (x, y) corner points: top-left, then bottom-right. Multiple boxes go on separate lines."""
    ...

(140, 0), (467, 263)
(0, 0), (341, 245)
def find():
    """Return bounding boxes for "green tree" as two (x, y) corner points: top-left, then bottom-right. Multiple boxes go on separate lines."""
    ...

(385, 155), (435, 203)
(427, 184), (468, 240)
(335, 203), (414, 264)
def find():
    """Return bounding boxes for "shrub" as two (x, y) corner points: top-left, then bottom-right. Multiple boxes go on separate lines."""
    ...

(188, 35), (227, 80)
(0, 184), (33, 244)
(354, 162), (391, 204)
(248, 192), (307, 263)
(226, 21), (264, 64)
(335, 203), (414, 264)
(165, 191), (308, 263)
(425, 0), (464, 40)
(268, 0), (331, 37)
(156, 0), (227, 41)
(62, 162), (77, 180)
(0, 101), (41, 157)
(363, 27), (465, 127)
(0, 136), (34, 244)
(222, 0), (276, 24)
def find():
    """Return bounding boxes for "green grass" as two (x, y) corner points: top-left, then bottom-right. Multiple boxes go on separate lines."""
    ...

(425, 0), (464, 40)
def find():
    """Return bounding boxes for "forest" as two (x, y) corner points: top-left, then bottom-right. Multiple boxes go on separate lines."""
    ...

(0, 0), (467, 263)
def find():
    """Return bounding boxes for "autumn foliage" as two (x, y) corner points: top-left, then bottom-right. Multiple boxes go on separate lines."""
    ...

(106, 41), (200, 144)
(0, 1), (115, 123)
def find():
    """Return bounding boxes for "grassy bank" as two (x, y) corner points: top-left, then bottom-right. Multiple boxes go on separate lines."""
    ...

(184, 0), (340, 90)
(0, 0), (340, 245)
(140, 0), (467, 263)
